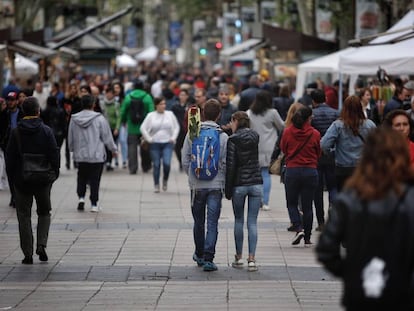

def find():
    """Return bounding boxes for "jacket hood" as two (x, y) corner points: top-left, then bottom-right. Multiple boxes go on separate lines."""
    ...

(200, 121), (221, 131)
(103, 98), (116, 106)
(71, 110), (101, 128)
(231, 128), (259, 151)
(18, 117), (43, 135)
(289, 122), (314, 140)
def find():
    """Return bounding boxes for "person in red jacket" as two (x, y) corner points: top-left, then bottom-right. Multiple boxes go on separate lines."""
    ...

(280, 106), (321, 246)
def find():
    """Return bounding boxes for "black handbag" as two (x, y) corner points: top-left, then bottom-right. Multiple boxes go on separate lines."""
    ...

(15, 129), (57, 184)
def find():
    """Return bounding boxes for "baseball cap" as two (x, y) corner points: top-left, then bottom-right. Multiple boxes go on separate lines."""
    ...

(6, 92), (17, 100)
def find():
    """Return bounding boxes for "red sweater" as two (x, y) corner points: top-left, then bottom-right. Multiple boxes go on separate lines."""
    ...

(280, 123), (321, 168)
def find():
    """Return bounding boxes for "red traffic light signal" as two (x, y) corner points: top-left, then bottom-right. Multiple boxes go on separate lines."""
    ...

(215, 42), (223, 49)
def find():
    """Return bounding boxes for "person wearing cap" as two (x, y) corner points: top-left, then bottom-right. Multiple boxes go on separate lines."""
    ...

(120, 79), (154, 175)
(0, 91), (24, 207)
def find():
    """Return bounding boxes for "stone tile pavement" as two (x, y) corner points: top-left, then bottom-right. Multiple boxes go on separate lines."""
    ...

(0, 158), (342, 310)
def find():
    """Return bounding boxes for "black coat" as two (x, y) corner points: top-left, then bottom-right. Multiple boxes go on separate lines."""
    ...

(0, 108), (24, 151)
(6, 118), (60, 188)
(225, 128), (262, 199)
(316, 186), (414, 310)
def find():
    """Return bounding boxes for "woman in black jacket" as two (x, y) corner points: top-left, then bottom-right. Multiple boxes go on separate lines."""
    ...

(41, 96), (67, 150)
(225, 111), (263, 272)
(316, 127), (414, 310)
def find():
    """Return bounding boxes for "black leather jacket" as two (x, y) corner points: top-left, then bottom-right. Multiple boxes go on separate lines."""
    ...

(316, 186), (414, 309)
(225, 127), (263, 199)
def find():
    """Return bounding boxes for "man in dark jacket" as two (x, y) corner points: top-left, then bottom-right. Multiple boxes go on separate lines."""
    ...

(0, 91), (25, 207)
(6, 97), (60, 264)
(238, 75), (262, 111)
(311, 89), (339, 231)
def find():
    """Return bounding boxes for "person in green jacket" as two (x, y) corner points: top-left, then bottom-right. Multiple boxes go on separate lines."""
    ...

(103, 86), (121, 170)
(120, 79), (154, 174)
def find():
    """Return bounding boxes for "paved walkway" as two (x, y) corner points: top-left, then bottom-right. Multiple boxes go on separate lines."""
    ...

(0, 158), (342, 310)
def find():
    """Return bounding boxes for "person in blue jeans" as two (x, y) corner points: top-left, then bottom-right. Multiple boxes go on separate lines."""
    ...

(182, 99), (228, 272)
(280, 106), (321, 246)
(140, 97), (180, 192)
(225, 111), (263, 272)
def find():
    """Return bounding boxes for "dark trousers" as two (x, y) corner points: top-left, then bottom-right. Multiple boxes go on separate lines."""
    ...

(174, 129), (185, 169)
(314, 163), (337, 225)
(105, 130), (119, 165)
(65, 137), (70, 169)
(15, 184), (52, 257)
(335, 166), (356, 192)
(77, 162), (104, 205)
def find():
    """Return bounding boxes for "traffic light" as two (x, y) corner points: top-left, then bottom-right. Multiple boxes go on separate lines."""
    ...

(199, 48), (207, 56)
(215, 42), (223, 50)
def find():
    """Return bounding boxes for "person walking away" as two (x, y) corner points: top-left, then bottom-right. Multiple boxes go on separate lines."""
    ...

(321, 95), (376, 192)
(280, 106), (321, 246)
(41, 96), (67, 152)
(181, 99), (228, 272)
(316, 128), (414, 310)
(112, 82), (127, 168)
(68, 95), (117, 212)
(273, 84), (293, 121)
(238, 75), (262, 111)
(310, 89), (339, 231)
(102, 86), (121, 171)
(225, 111), (263, 271)
(140, 97), (180, 192)
(0, 92), (25, 207)
(247, 90), (284, 211)
(6, 97), (60, 264)
(120, 79), (154, 174)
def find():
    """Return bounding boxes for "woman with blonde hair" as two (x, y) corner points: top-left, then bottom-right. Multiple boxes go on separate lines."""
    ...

(321, 95), (376, 191)
(317, 127), (414, 309)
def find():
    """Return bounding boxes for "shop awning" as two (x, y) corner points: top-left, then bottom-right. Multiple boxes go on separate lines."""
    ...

(8, 40), (57, 58)
(220, 38), (266, 57)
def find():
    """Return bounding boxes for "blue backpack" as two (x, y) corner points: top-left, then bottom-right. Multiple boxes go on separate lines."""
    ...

(190, 128), (221, 180)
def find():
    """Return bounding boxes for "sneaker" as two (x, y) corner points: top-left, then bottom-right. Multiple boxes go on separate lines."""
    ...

(162, 180), (167, 191)
(154, 185), (160, 193)
(36, 245), (48, 262)
(287, 225), (297, 232)
(247, 260), (258, 272)
(77, 198), (85, 211)
(231, 255), (244, 269)
(122, 162), (127, 169)
(304, 240), (313, 247)
(192, 253), (204, 267)
(90, 205), (99, 213)
(292, 231), (305, 245)
(203, 261), (218, 272)
(261, 204), (270, 211)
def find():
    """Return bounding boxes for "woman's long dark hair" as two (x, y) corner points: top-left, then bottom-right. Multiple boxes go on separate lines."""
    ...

(250, 90), (272, 115)
(292, 106), (312, 129)
(340, 95), (366, 135)
(345, 127), (414, 200)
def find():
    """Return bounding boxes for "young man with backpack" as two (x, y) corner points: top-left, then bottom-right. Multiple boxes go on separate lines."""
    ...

(181, 99), (228, 272)
(120, 79), (154, 174)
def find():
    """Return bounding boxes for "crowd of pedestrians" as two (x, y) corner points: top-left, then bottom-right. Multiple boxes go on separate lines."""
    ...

(2, 62), (414, 308)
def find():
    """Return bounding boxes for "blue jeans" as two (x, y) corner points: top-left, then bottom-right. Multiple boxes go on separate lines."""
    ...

(149, 142), (173, 186)
(261, 167), (271, 205)
(232, 184), (263, 256)
(285, 167), (318, 241)
(119, 125), (128, 164)
(191, 189), (222, 262)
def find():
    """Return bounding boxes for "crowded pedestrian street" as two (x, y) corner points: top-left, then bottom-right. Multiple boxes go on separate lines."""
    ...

(0, 157), (341, 310)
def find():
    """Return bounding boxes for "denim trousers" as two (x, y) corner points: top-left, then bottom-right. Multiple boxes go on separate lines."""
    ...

(15, 183), (52, 257)
(314, 163), (337, 225)
(119, 125), (128, 164)
(77, 162), (104, 206)
(191, 189), (222, 262)
(285, 167), (318, 241)
(261, 167), (271, 205)
(232, 184), (263, 256)
(149, 142), (173, 186)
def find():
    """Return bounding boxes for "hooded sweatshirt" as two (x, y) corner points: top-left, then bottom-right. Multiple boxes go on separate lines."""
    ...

(102, 98), (121, 130)
(280, 122), (321, 168)
(68, 110), (117, 163)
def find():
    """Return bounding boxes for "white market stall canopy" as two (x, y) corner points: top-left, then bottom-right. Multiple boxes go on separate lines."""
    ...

(116, 53), (137, 67)
(15, 53), (39, 76)
(135, 46), (159, 61)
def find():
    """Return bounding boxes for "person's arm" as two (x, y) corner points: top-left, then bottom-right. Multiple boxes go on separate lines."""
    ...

(225, 138), (237, 200)
(139, 113), (152, 143)
(120, 96), (130, 124)
(45, 126), (60, 177)
(273, 109), (285, 132)
(5, 129), (18, 179)
(100, 116), (117, 152)
(181, 133), (191, 175)
(68, 119), (74, 152)
(320, 122), (338, 155)
(170, 112), (180, 143)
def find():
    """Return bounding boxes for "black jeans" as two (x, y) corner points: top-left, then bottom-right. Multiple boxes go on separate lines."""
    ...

(77, 162), (104, 205)
(15, 183), (52, 257)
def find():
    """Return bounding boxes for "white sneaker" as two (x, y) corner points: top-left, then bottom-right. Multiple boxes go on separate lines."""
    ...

(247, 260), (258, 272)
(231, 255), (244, 269)
(90, 205), (99, 213)
(262, 204), (270, 211)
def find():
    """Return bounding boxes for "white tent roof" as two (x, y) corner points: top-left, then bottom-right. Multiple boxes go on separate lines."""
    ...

(116, 53), (137, 67)
(135, 46), (159, 61)
(339, 10), (414, 75)
(15, 53), (38, 75)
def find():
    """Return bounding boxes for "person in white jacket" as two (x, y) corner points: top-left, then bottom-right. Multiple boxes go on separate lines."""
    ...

(68, 95), (117, 212)
(140, 97), (180, 192)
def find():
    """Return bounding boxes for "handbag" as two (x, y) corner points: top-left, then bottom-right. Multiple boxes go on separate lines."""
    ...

(140, 137), (150, 151)
(15, 129), (57, 184)
(269, 153), (285, 175)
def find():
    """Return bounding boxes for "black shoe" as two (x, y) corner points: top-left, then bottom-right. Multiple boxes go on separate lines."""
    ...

(315, 224), (325, 232)
(292, 231), (304, 245)
(304, 240), (313, 247)
(77, 202), (85, 211)
(106, 165), (114, 171)
(36, 245), (48, 262)
(22, 256), (33, 264)
(287, 225), (297, 232)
